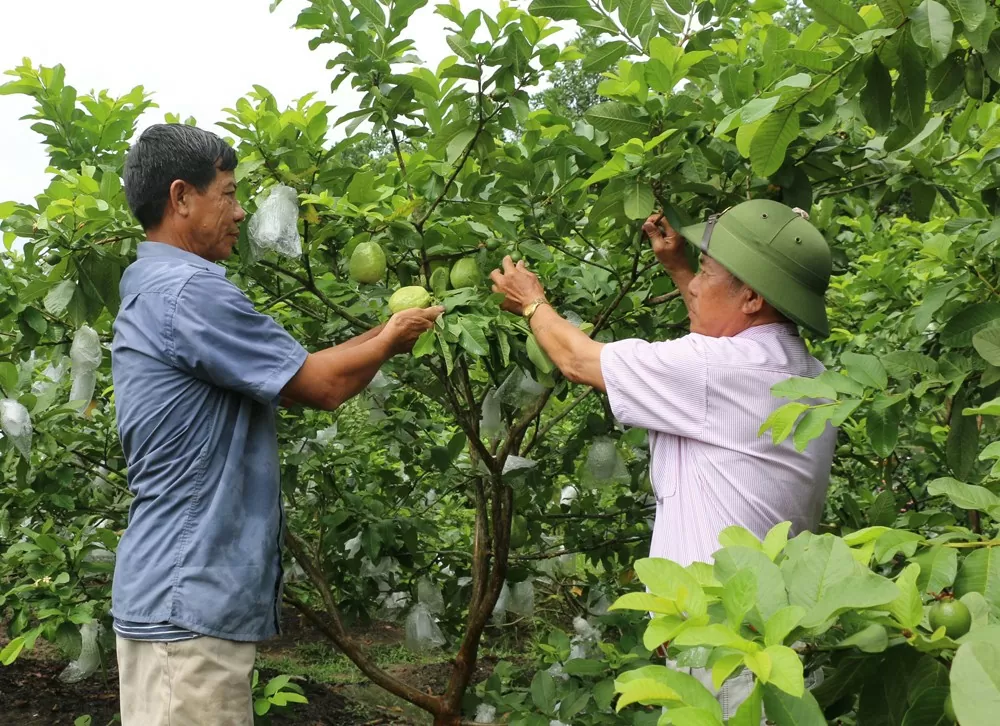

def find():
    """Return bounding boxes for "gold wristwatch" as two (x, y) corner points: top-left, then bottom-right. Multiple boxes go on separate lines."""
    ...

(523, 298), (549, 321)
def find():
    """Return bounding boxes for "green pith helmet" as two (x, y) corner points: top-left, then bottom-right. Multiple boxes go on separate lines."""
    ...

(678, 200), (832, 337)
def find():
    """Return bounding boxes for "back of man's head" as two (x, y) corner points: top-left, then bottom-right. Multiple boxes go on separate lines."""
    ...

(123, 124), (237, 230)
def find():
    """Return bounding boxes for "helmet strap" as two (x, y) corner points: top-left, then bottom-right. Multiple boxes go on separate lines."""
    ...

(700, 214), (720, 254)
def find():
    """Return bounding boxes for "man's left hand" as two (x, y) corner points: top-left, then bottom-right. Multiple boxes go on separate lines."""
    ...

(490, 256), (547, 315)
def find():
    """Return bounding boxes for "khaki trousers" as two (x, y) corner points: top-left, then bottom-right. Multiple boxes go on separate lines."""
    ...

(117, 635), (256, 726)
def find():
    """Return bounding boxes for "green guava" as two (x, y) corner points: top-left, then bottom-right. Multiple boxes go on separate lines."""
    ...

(510, 514), (528, 549)
(349, 241), (387, 284)
(450, 257), (482, 288)
(388, 286), (432, 314)
(929, 598), (971, 639)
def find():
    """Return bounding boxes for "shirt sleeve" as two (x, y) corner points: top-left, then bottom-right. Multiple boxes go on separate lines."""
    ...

(169, 271), (308, 405)
(600, 336), (708, 438)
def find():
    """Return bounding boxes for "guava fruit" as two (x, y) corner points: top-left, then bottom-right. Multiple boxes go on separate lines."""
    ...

(450, 257), (482, 288)
(388, 286), (432, 314)
(349, 241), (387, 284)
(510, 515), (528, 549)
(928, 598), (971, 639)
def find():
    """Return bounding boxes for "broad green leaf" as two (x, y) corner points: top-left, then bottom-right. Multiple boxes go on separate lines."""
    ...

(950, 639), (1000, 725)
(765, 605), (806, 647)
(758, 402), (809, 444)
(900, 686), (951, 726)
(744, 648), (771, 682)
(883, 351), (939, 379)
(948, 387), (979, 481)
(867, 402), (901, 458)
(868, 490), (898, 528)
(459, 320), (489, 356)
(614, 677), (682, 711)
(927, 477), (1000, 511)
(616, 665), (723, 717)
(412, 330), (436, 358)
(739, 96), (780, 124)
(839, 623), (890, 652)
(802, 0), (868, 34)
(914, 546), (959, 595)
(673, 624), (754, 651)
(528, 0), (602, 22)
(643, 614), (689, 650)
(634, 558), (708, 616)
(964, 397), (1000, 416)
(886, 564), (923, 629)
(876, 0), (914, 25)
(973, 326), (1000, 365)
(771, 376), (838, 401)
(929, 53), (965, 101)
(793, 407), (835, 452)
(531, 670), (557, 713)
(618, 0), (652, 36)
(894, 40), (927, 129)
(711, 652), (746, 689)
(764, 645), (804, 697)
(586, 101), (649, 137)
(657, 706), (723, 726)
(841, 352), (888, 390)
(44, 279), (77, 317)
(610, 591), (681, 615)
(0, 636), (24, 665)
(762, 682), (826, 726)
(750, 108), (800, 177)
(582, 41), (633, 73)
(719, 526), (763, 551)
(722, 569), (758, 629)
(715, 547), (789, 626)
(351, 0), (386, 26)
(624, 178), (654, 220)
(728, 682), (764, 726)
(940, 303), (1000, 347)
(954, 547), (1000, 621)
(526, 333), (554, 373)
(763, 521), (793, 561)
(909, 0), (954, 65)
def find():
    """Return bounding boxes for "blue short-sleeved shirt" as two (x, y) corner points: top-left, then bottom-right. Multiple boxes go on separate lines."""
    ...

(110, 241), (307, 642)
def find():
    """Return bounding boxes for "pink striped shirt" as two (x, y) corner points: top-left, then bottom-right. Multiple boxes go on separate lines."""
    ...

(600, 323), (837, 567)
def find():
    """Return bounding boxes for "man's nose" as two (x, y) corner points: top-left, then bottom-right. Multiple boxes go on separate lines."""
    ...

(234, 204), (246, 222)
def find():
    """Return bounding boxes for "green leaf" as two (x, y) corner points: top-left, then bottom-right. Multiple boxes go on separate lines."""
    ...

(758, 402), (809, 444)
(459, 320), (489, 356)
(973, 326), (1000, 365)
(618, 0), (652, 35)
(765, 605), (806, 647)
(841, 352), (888, 390)
(909, 0), (954, 65)
(729, 683), (764, 726)
(964, 397), (1000, 416)
(585, 101), (649, 138)
(531, 670), (557, 714)
(446, 35), (477, 63)
(913, 546), (959, 595)
(582, 41), (633, 73)
(793, 407), (835, 452)
(927, 477), (1000, 511)
(861, 55), (893, 133)
(712, 652), (746, 690)
(723, 569), (759, 629)
(928, 53), (965, 101)
(614, 677), (682, 711)
(950, 639), (1000, 725)
(526, 333), (554, 373)
(634, 558), (707, 616)
(643, 615), (688, 650)
(894, 39), (928, 129)
(610, 591), (682, 615)
(351, 0), (386, 26)
(43, 279), (77, 317)
(839, 623), (890, 652)
(763, 522), (793, 561)
(719, 526), (764, 550)
(868, 490), (898, 527)
(803, 0), (868, 33)
(877, 0), (914, 25)
(867, 401), (901, 458)
(764, 645), (805, 696)
(948, 387), (979, 480)
(954, 548), (1000, 621)
(623, 178), (654, 220)
(941, 303), (1000, 347)
(715, 547), (789, 624)
(883, 351), (939, 379)
(762, 682), (826, 726)
(771, 376), (838, 401)
(750, 108), (800, 177)
(529, 0), (603, 22)
(886, 563), (924, 629)
(0, 636), (25, 666)
(901, 686), (951, 726)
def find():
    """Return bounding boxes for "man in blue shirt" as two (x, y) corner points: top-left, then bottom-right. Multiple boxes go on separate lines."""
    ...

(111, 124), (442, 725)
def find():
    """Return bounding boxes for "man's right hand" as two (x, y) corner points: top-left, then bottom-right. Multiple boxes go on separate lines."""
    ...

(643, 213), (690, 273)
(380, 306), (445, 355)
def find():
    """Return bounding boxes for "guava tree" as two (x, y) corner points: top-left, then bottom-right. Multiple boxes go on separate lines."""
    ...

(4, 0), (1000, 723)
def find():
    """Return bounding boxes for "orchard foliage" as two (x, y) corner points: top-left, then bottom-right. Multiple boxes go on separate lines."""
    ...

(2, 0), (1000, 723)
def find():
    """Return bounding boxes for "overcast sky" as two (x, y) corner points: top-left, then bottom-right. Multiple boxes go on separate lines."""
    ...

(0, 0), (558, 206)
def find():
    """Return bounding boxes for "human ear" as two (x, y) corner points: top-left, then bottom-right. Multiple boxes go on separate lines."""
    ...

(169, 180), (192, 218)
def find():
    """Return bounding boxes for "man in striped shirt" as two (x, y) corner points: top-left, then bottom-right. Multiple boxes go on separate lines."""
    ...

(490, 200), (836, 718)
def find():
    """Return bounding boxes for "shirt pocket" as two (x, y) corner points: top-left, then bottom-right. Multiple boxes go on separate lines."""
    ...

(650, 433), (678, 500)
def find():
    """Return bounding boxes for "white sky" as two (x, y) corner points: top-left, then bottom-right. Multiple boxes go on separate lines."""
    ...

(0, 0), (565, 206)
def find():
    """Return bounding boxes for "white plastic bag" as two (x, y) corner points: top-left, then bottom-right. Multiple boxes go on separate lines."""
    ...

(498, 369), (545, 410)
(58, 621), (102, 684)
(491, 582), (511, 625)
(474, 703), (497, 724)
(248, 184), (301, 258)
(70, 369), (97, 409)
(480, 388), (503, 441)
(70, 325), (102, 411)
(0, 399), (32, 459)
(417, 577), (445, 615)
(585, 437), (626, 482)
(404, 603), (446, 652)
(509, 580), (534, 617)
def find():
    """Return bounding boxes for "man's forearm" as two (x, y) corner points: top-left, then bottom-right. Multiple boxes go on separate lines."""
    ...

(662, 262), (695, 312)
(335, 323), (386, 351)
(282, 334), (395, 410)
(529, 304), (606, 391)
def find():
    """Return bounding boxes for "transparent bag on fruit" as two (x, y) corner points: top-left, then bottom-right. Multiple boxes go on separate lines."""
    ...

(70, 369), (97, 410)
(70, 325), (103, 371)
(248, 184), (301, 258)
(474, 704), (497, 724)
(508, 580), (534, 617)
(404, 603), (446, 652)
(417, 577), (445, 615)
(0, 398), (32, 459)
(491, 582), (510, 625)
(58, 621), (102, 684)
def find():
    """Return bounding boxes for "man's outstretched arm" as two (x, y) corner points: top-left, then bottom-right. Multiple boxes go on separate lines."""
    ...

(489, 257), (606, 392)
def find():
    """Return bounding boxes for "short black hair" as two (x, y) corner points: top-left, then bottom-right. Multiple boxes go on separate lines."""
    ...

(123, 124), (238, 229)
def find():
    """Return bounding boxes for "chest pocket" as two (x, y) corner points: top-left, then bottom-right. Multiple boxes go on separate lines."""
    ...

(649, 433), (679, 501)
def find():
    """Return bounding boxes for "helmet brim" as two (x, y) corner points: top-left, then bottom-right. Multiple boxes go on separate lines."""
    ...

(678, 221), (831, 339)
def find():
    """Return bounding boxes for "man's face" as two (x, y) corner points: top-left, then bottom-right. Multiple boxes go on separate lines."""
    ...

(184, 168), (245, 261)
(687, 255), (748, 337)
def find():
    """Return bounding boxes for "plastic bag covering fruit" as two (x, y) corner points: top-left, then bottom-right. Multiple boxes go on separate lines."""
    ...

(491, 582), (511, 624)
(450, 257), (482, 288)
(417, 577), (445, 615)
(349, 241), (387, 284)
(585, 436), (629, 484)
(70, 325), (102, 410)
(247, 184), (301, 258)
(480, 388), (503, 440)
(509, 580), (534, 616)
(404, 603), (446, 652)
(474, 704), (497, 724)
(0, 399), (32, 459)
(498, 368), (546, 409)
(388, 286), (431, 314)
(59, 621), (102, 684)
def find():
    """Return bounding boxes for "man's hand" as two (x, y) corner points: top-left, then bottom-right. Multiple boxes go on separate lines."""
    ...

(643, 213), (689, 272)
(489, 256), (547, 315)
(379, 306), (445, 355)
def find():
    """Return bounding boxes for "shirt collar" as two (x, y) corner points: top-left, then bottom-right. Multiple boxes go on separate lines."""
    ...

(137, 241), (226, 276)
(735, 322), (799, 340)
